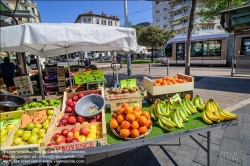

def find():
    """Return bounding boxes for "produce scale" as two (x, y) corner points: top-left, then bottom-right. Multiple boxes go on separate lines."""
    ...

(0, 73), (238, 166)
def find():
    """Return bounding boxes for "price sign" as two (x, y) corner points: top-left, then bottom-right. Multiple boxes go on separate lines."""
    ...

(170, 94), (182, 104)
(0, 117), (21, 129)
(74, 70), (105, 84)
(74, 72), (89, 84)
(21, 110), (47, 128)
(120, 78), (137, 88)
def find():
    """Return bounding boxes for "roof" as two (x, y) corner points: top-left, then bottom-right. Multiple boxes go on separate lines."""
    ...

(135, 22), (151, 27)
(220, 5), (250, 14)
(75, 12), (119, 23)
(167, 33), (229, 44)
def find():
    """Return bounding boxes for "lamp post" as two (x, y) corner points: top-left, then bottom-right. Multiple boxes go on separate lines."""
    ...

(124, 0), (131, 76)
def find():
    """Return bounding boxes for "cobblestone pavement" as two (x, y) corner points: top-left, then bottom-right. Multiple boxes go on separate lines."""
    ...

(33, 63), (250, 166)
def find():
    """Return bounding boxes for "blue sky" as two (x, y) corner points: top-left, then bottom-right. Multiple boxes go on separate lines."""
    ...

(35, 1), (153, 26)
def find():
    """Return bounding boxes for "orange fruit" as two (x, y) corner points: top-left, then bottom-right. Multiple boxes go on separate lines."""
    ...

(133, 106), (141, 111)
(112, 113), (118, 119)
(138, 126), (147, 134)
(130, 129), (139, 138)
(121, 120), (131, 129)
(126, 114), (135, 123)
(131, 121), (139, 129)
(162, 80), (168, 85)
(120, 129), (130, 138)
(110, 119), (119, 129)
(141, 111), (150, 119)
(117, 114), (125, 123)
(124, 106), (133, 114)
(138, 116), (148, 126)
(122, 103), (129, 108)
(117, 107), (125, 115)
(156, 78), (163, 84)
(145, 119), (152, 128)
(132, 111), (140, 119)
(167, 82), (173, 85)
(117, 126), (122, 132)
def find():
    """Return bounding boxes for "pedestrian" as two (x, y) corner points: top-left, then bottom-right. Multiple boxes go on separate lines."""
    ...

(0, 57), (16, 88)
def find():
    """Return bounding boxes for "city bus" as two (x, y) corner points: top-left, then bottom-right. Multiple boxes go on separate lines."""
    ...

(157, 33), (231, 66)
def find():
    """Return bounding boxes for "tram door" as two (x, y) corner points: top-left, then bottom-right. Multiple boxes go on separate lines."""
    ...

(176, 43), (185, 64)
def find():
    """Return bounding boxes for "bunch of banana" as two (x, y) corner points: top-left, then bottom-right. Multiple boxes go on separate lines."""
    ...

(170, 109), (184, 128)
(192, 95), (205, 111)
(181, 99), (197, 114)
(201, 99), (237, 125)
(158, 115), (176, 131)
(148, 104), (157, 121)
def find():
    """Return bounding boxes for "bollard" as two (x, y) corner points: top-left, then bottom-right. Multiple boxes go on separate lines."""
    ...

(149, 58), (151, 74)
(167, 58), (169, 76)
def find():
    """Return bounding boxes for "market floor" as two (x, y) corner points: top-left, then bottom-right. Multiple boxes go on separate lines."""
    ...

(32, 64), (250, 166)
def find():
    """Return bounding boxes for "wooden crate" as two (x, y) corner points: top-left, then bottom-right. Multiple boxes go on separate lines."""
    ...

(0, 107), (59, 154)
(105, 88), (142, 100)
(62, 87), (104, 113)
(15, 103), (62, 115)
(0, 111), (24, 146)
(144, 73), (194, 96)
(110, 97), (143, 114)
(40, 108), (107, 154)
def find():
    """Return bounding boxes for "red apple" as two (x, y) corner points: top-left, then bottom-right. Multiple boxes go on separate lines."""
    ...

(61, 129), (69, 136)
(96, 114), (101, 121)
(80, 127), (89, 136)
(71, 111), (77, 117)
(68, 116), (76, 124)
(89, 118), (97, 123)
(59, 118), (68, 125)
(71, 127), (78, 133)
(66, 137), (74, 143)
(66, 98), (73, 105)
(52, 133), (61, 140)
(65, 123), (71, 126)
(65, 106), (73, 113)
(68, 102), (74, 108)
(47, 143), (57, 146)
(69, 138), (79, 143)
(72, 95), (78, 101)
(66, 132), (73, 138)
(62, 115), (69, 120)
(73, 101), (77, 106)
(57, 124), (64, 127)
(58, 141), (67, 145)
(75, 122), (81, 125)
(56, 135), (66, 143)
(78, 93), (84, 99)
(76, 116), (85, 123)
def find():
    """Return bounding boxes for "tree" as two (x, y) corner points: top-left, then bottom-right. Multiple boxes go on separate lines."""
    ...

(137, 25), (175, 62)
(131, 25), (144, 45)
(199, 0), (250, 23)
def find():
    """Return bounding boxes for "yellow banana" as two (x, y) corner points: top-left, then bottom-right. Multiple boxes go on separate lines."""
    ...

(159, 116), (174, 128)
(215, 108), (224, 121)
(180, 103), (189, 117)
(184, 100), (196, 114)
(219, 108), (237, 120)
(202, 110), (213, 124)
(205, 109), (220, 122)
(149, 104), (157, 120)
(218, 109), (232, 120)
(177, 107), (188, 122)
(197, 95), (205, 106)
(158, 118), (171, 131)
(160, 115), (176, 127)
(181, 100), (192, 115)
(194, 97), (205, 111)
(206, 102), (215, 113)
(171, 111), (182, 128)
(154, 103), (160, 118)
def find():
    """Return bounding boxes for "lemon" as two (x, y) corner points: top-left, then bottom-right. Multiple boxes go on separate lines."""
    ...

(86, 137), (94, 141)
(96, 135), (102, 139)
(96, 130), (102, 135)
(6, 124), (15, 131)
(89, 128), (97, 134)
(89, 125), (97, 130)
(97, 125), (102, 131)
(1, 129), (8, 137)
(87, 133), (96, 139)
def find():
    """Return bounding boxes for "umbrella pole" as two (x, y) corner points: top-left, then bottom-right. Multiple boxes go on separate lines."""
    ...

(37, 56), (45, 100)
(66, 49), (73, 92)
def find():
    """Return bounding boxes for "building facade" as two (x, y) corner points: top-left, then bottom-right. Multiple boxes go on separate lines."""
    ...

(75, 11), (120, 26)
(152, 0), (224, 36)
(3, 0), (41, 24)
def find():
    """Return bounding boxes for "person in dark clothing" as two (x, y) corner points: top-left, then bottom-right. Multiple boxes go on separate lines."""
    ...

(28, 55), (38, 69)
(84, 57), (91, 69)
(0, 57), (16, 88)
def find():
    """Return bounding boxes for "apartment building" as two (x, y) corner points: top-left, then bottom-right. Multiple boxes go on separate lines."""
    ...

(2, 0), (41, 24)
(75, 11), (120, 27)
(152, 0), (224, 36)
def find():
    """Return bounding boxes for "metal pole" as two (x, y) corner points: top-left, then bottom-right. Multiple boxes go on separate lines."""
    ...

(207, 131), (211, 166)
(37, 56), (45, 100)
(66, 49), (73, 92)
(167, 58), (169, 76)
(231, 34), (235, 76)
(124, 0), (131, 76)
(127, 54), (132, 76)
(148, 58), (151, 74)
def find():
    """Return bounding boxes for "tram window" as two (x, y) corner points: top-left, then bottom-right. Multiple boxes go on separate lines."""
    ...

(165, 43), (172, 57)
(191, 41), (203, 57)
(203, 40), (221, 56)
(240, 37), (250, 55)
(176, 43), (185, 60)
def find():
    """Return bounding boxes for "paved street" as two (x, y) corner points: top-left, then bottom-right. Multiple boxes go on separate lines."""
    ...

(34, 63), (250, 166)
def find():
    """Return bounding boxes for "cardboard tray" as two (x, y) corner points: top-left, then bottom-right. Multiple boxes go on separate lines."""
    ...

(144, 73), (194, 96)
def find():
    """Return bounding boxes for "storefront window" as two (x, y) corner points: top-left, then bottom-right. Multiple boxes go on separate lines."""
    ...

(191, 41), (203, 57)
(240, 37), (250, 55)
(203, 40), (221, 56)
(176, 43), (185, 60)
(165, 43), (172, 57)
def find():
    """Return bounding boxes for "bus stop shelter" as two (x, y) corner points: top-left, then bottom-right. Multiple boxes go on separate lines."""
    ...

(220, 5), (250, 76)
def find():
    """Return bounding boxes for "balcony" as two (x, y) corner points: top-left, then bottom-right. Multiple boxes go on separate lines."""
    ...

(182, 0), (191, 7)
(168, 16), (174, 21)
(174, 14), (182, 20)
(174, 24), (182, 30)
(182, 11), (190, 17)
(182, 22), (189, 27)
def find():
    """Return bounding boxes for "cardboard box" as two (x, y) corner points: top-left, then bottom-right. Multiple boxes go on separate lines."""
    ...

(110, 97), (143, 114)
(144, 73), (194, 96)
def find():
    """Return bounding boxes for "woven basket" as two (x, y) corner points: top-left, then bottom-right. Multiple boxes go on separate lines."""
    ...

(110, 124), (152, 140)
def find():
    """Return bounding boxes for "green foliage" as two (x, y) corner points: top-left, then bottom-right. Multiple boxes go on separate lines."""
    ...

(199, 0), (250, 23)
(137, 25), (175, 48)
(131, 25), (144, 41)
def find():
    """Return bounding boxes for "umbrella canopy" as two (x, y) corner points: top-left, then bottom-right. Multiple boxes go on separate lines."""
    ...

(0, 23), (137, 58)
(136, 45), (147, 54)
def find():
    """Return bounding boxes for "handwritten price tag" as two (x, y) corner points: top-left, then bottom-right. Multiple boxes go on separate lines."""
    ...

(74, 70), (105, 84)
(21, 110), (47, 128)
(120, 78), (137, 88)
(170, 94), (182, 104)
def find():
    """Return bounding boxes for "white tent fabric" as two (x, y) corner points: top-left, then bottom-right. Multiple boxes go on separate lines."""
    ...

(0, 23), (137, 58)
(135, 45), (147, 54)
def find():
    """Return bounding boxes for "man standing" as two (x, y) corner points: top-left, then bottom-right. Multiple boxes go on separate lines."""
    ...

(0, 57), (16, 88)
(28, 55), (38, 69)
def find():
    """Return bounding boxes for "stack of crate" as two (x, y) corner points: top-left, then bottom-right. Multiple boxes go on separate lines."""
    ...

(57, 68), (66, 92)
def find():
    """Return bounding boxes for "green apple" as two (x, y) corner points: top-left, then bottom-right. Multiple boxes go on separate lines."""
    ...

(78, 135), (86, 142)
(17, 141), (27, 145)
(21, 132), (31, 141)
(23, 130), (31, 134)
(38, 129), (46, 135)
(32, 128), (39, 134)
(13, 137), (22, 145)
(41, 100), (46, 104)
(47, 116), (52, 120)
(26, 123), (35, 131)
(15, 129), (24, 137)
(37, 139), (42, 144)
(39, 133), (46, 139)
(28, 135), (38, 144)
(34, 124), (42, 129)
(42, 120), (49, 125)
(42, 123), (49, 130)
(46, 109), (54, 116)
